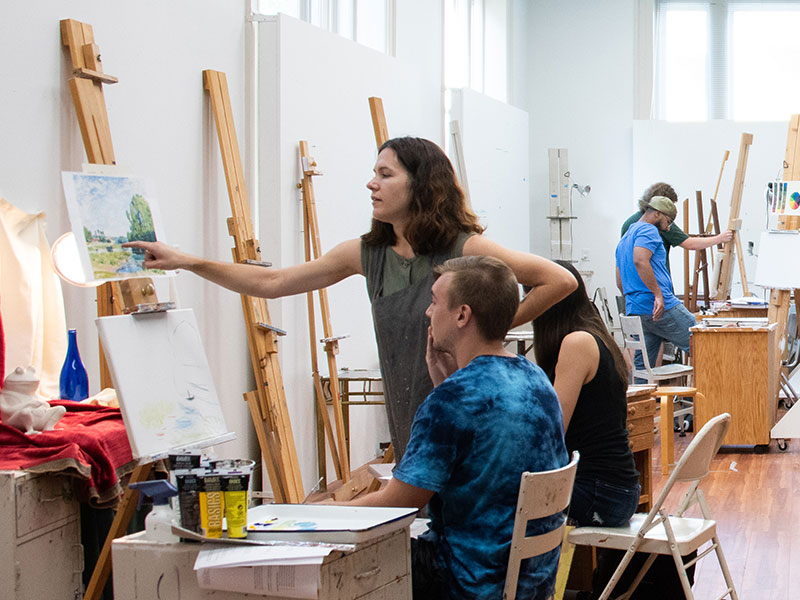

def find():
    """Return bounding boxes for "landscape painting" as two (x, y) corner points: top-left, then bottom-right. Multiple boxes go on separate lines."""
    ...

(61, 172), (166, 281)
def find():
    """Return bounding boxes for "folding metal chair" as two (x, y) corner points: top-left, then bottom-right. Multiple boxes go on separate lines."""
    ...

(567, 414), (737, 600)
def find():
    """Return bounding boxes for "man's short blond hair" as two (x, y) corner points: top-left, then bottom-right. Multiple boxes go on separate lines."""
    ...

(433, 255), (519, 341)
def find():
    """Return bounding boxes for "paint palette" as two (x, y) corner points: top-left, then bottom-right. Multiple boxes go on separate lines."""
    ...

(244, 504), (417, 544)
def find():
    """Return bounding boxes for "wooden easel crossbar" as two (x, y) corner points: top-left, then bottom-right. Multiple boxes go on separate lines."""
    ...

(203, 69), (304, 505)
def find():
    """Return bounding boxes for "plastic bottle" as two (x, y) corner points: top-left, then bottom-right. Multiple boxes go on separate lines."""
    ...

(59, 329), (89, 401)
(129, 480), (180, 542)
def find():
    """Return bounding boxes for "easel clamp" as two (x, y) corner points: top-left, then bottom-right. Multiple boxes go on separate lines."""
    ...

(256, 322), (287, 336)
(301, 156), (323, 176)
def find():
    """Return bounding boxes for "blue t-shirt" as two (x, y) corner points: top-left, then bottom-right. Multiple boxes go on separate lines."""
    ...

(615, 221), (680, 315)
(394, 355), (568, 600)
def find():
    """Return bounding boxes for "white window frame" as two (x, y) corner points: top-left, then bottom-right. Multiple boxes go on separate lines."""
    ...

(653, 0), (800, 120)
(251, 0), (396, 56)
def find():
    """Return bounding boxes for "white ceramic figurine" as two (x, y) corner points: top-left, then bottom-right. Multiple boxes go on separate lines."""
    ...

(0, 366), (66, 434)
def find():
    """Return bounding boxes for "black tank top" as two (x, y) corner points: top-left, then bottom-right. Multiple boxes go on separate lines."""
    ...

(564, 334), (639, 486)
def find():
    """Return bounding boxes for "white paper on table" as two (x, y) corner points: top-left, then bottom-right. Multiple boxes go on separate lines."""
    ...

(196, 564), (321, 599)
(194, 544), (332, 569)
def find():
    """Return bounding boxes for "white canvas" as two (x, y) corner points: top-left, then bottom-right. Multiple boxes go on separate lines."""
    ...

(96, 309), (231, 458)
(755, 231), (800, 290)
(61, 171), (167, 282)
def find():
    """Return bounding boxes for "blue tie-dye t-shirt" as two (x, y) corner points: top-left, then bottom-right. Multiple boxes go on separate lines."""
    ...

(393, 355), (568, 600)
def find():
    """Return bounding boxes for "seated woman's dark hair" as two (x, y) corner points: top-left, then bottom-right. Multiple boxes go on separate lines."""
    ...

(361, 137), (484, 254)
(532, 260), (629, 389)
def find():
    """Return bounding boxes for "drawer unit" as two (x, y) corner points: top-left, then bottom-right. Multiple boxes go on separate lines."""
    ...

(113, 526), (412, 600)
(0, 470), (82, 600)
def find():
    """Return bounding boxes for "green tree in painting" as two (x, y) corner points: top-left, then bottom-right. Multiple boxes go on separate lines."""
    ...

(83, 226), (92, 242)
(125, 194), (156, 243)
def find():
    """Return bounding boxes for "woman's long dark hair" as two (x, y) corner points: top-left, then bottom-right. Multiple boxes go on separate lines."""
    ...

(361, 137), (484, 254)
(532, 260), (629, 390)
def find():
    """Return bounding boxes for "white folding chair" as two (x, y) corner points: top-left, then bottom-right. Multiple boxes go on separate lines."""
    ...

(619, 315), (693, 385)
(567, 413), (737, 600)
(619, 314), (694, 433)
(503, 451), (579, 600)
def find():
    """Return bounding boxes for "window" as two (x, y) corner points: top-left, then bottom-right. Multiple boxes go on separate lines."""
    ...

(655, 0), (800, 121)
(253, 0), (395, 55)
(444, 0), (508, 103)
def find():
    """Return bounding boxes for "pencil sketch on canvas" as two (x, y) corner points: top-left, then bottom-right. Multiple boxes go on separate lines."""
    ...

(96, 309), (232, 458)
(61, 171), (167, 281)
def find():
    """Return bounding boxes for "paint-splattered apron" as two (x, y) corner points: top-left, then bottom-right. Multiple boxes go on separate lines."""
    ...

(362, 235), (468, 460)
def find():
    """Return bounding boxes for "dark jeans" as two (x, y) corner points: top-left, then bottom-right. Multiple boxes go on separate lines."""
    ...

(568, 477), (641, 527)
(411, 537), (449, 600)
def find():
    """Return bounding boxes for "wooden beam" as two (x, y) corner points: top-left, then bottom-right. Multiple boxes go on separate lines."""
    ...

(368, 97), (389, 147)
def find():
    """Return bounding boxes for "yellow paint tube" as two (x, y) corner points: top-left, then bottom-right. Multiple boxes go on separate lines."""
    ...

(222, 471), (249, 538)
(199, 472), (224, 538)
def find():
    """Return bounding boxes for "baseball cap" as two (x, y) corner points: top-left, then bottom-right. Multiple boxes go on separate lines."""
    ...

(647, 196), (677, 220)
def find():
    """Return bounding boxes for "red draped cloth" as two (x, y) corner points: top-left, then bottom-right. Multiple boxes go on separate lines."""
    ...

(0, 400), (134, 507)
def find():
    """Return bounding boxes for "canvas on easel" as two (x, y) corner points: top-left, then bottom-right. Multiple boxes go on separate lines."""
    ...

(61, 170), (167, 282)
(96, 308), (232, 459)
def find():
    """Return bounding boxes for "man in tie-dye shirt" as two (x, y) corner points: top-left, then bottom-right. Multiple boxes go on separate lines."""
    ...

(351, 255), (568, 600)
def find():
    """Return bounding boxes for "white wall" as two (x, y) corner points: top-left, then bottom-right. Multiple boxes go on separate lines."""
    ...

(450, 88), (530, 254)
(0, 2), (256, 464)
(527, 0), (636, 296)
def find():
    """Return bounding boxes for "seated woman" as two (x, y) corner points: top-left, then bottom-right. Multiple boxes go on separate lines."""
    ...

(532, 260), (640, 527)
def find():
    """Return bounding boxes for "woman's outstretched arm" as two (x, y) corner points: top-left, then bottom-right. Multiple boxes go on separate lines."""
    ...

(462, 235), (578, 327)
(123, 238), (363, 298)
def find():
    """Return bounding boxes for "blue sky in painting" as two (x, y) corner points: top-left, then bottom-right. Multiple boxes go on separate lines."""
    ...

(69, 173), (150, 238)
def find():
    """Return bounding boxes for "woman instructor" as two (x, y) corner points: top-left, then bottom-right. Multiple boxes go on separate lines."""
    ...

(126, 137), (576, 459)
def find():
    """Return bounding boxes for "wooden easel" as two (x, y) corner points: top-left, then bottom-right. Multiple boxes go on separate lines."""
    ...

(60, 19), (162, 600)
(298, 141), (350, 484)
(713, 133), (753, 300)
(689, 191), (711, 312)
(203, 70), (304, 504)
(683, 198), (691, 309)
(705, 150), (730, 267)
(365, 97), (396, 493)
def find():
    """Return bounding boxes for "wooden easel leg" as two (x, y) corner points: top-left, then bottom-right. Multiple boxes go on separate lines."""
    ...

(83, 462), (153, 600)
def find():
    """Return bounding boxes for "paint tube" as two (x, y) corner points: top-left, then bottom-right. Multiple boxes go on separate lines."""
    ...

(168, 450), (202, 472)
(213, 459), (255, 539)
(222, 470), (250, 538)
(174, 468), (204, 535)
(199, 471), (224, 538)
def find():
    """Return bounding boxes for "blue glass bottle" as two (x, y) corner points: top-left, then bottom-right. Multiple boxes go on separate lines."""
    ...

(59, 329), (89, 401)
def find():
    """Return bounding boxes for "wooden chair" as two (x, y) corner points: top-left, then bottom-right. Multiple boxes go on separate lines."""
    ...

(503, 451), (579, 600)
(567, 413), (738, 600)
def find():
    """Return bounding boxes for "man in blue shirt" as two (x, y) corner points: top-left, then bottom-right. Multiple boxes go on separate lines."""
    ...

(350, 255), (568, 600)
(615, 196), (697, 374)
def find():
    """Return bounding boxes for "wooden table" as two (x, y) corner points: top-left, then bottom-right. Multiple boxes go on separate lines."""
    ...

(626, 385), (657, 512)
(690, 323), (779, 447)
(317, 369), (385, 487)
(699, 305), (768, 320)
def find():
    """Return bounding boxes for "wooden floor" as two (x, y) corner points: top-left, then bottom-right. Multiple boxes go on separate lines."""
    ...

(650, 419), (800, 600)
